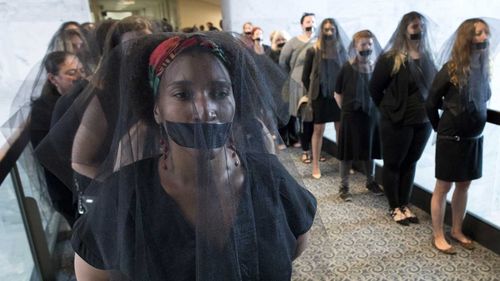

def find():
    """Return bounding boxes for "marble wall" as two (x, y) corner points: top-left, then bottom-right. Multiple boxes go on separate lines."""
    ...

(222, 0), (500, 46)
(221, 0), (500, 111)
(0, 0), (91, 129)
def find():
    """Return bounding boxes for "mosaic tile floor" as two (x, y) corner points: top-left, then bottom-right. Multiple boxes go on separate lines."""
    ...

(286, 148), (500, 281)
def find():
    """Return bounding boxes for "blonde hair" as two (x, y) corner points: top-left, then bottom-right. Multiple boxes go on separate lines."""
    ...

(387, 11), (425, 75)
(390, 53), (407, 76)
(270, 30), (290, 50)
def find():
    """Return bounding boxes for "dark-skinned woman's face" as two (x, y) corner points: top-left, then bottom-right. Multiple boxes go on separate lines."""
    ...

(154, 51), (235, 125)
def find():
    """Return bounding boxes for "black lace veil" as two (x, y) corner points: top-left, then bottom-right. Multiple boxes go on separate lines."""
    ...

(434, 17), (500, 113)
(345, 30), (383, 113)
(2, 23), (93, 141)
(382, 11), (438, 98)
(34, 32), (316, 280)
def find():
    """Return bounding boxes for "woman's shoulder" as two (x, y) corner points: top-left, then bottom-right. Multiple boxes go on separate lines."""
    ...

(306, 46), (316, 54)
(441, 61), (451, 71)
(244, 152), (287, 177)
(244, 152), (279, 166)
(377, 52), (396, 65)
(342, 61), (355, 71)
(101, 157), (158, 190)
(289, 37), (301, 44)
(435, 62), (451, 79)
(116, 157), (157, 174)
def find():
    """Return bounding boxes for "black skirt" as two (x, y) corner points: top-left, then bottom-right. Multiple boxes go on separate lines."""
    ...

(338, 110), (381, 161)
(435, 136), (483, 181)
(312, 95), (340, 124)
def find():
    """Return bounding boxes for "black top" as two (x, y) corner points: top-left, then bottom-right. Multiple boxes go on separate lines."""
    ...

(30, 86), (61, 148)
(262, 44), (272, 56)
(370, 55), (430, 125)
(335, 62), (373, 113)
(269, 49), (281, 65)
(302, 48), (315, 91)
(426, 63), (488, 137)
(72, 153), (317, 281)
(51, 79), (88, 127)
(302, 47), (342, 100)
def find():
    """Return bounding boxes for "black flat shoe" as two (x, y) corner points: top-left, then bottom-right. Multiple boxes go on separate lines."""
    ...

(338, 185), (352, 202)
(366, 182), (384, 196)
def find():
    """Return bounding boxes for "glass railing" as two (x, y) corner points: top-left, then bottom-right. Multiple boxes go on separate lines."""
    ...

(0, 123), (60, 281)
(0, 172), (38, 280)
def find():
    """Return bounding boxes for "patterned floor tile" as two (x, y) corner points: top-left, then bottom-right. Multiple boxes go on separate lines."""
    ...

(286, 148), (500, 281)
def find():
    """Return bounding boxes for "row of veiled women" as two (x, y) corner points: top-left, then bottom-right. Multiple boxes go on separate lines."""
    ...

(275, 12), (497, 255)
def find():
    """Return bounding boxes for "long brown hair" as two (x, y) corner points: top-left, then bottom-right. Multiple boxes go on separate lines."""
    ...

(315, 18), (336, 51)
(315, 18), (349, 63)
(448, 18), (490, 87)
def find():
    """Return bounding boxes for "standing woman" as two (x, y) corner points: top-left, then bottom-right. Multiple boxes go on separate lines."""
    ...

(279, 12), (316, 149)
(71, 15), (153, 181)
(30, 51), (86, 226)
(56, 29), (96, 74)
(302, 18), (348, 178)
(370, 11), (437, 225)
(269, 30), (290, 64)
(240, 22), (254, 49)
(334, 30), (383, 201)
(251, 27), (271, 55)
(57, 33), (316, 280)
(427, 18), (494, 254)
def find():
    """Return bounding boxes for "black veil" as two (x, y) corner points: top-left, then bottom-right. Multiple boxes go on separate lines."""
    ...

(434, 18), (500, 113)
(2, 23), (94, 141)
(345, 30), (383, 113)
(35, 32), (316, 280)
(0, 23), (91, 225)
(381, 11), (438, 99)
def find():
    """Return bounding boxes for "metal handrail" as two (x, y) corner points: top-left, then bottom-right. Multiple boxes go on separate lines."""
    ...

(0, 118), (30, 185)
(487, 109), (500, 125)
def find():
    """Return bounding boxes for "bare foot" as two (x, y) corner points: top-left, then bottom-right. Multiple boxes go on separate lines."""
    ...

(312, 165), (321, 179)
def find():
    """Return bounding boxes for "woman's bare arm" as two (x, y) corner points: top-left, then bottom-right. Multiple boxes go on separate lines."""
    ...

(74, 253), (109, 281)
(293, 231), (310, 260)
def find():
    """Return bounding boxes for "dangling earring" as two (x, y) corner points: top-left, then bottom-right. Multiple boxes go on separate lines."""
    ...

(159, 124), (169, 170)
(228, 134), (239, 167)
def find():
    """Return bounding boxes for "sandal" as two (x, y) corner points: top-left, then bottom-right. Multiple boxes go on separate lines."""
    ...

(319, 155), (327, 162)
(301, 152), (311, 164)
(390, 208), (409, 226)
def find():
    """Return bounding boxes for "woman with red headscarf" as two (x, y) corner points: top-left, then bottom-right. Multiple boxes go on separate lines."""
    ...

(44, 33), (317, 280)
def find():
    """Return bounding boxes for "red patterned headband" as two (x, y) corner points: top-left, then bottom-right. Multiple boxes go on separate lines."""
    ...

(149, 35), (227, 96)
